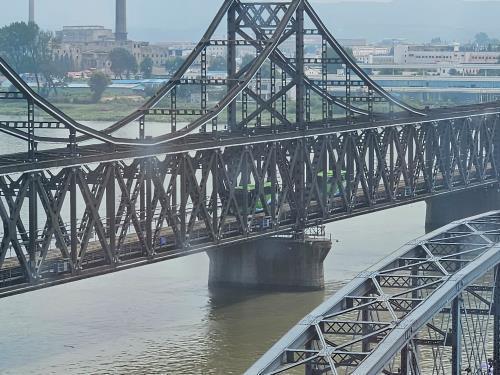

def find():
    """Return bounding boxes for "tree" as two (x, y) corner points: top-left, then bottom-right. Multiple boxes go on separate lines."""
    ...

(344, 47), (355, 61)
(475, 32), (490, 46)
(0, 22), (39, 73)
(240, 54), (271, 76)
(241, 54), (254, 68)
(88, 71), (111, 103)
(165, 56), (185, 74)
(259, 62), (271, 77)
(208, 55), (226, 71)
(327, 46), (355, 73)
(0, 21), (70, 95)
(36, 29), (65, 96)
(109, 48), (137, 79)
(140, 57), (154, 79)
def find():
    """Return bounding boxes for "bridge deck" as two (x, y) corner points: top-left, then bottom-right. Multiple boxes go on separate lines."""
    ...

(0, 102), (499, 176)
(1, 165), (496, 298)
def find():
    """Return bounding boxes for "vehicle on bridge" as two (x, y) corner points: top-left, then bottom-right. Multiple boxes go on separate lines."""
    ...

(234, 181), (277, 214)
(316, 170), (347, 197)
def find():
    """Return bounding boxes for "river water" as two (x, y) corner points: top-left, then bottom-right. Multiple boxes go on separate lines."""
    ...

(0, 205), (426, 374)
(0, 120), (427, 374)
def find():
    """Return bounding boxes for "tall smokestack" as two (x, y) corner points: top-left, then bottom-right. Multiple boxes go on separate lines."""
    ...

(29, 0), (35, 23)
(115, 0), (127, 41)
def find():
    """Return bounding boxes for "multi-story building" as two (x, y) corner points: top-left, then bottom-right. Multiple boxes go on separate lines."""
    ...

(53, 44), (83, 70)
(394, 44), (500, 65)
(367, 55), (395, 65)
(352, 46), (391, 64)
(54, 26), (195, 74)
(56, 26), (114, 44)
(50, 2), (194, 75)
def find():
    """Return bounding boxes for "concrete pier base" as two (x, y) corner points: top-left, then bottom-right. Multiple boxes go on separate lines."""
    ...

(207, 237), (332, 290)
(426, 186), (500, 232)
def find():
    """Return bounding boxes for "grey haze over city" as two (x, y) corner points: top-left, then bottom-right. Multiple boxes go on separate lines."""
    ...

(2, 0), (500, 43)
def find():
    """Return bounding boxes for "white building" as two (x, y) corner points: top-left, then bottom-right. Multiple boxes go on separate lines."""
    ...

(352, 46), (391, 64)
(368, 55), (394, 65)
(394, 44), (500, 65)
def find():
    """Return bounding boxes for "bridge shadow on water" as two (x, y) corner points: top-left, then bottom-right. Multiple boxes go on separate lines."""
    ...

(207, 284), (325, 309)
(202, 281), (348, 373)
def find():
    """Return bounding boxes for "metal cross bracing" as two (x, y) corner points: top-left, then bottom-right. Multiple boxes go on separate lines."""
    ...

(0, 0), (500, 297)
(248, 211), (500, 375)
(1, 113), (500, 297)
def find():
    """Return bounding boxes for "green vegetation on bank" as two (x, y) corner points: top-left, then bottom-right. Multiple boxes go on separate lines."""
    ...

(0, 97), (145, 122)
(89, 72), (112, 103)
(0, 22), (71, 96)
(0, 86), (485, 123)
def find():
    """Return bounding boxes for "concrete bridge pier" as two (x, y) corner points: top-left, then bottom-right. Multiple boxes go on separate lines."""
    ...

(425, 186), (500, 232)
(207, 237), (332, 290)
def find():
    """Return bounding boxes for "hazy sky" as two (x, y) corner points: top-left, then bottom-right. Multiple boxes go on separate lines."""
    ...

(2, 0), (500, 43)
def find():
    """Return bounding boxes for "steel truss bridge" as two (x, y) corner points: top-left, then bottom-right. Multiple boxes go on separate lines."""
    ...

(249, 211), (500, 375)
(0, 0), (499, 305)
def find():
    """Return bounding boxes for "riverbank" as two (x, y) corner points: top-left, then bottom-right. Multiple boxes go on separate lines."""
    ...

(0, 88), (474, 123)
(0, 96), (148, 122)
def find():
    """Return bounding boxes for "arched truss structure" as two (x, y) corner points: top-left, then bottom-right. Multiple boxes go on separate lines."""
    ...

(0, 0), (426, 151)
(248, 211), (500, 375)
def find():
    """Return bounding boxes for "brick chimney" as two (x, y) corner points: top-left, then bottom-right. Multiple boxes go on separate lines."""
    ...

(115, 0), (127, 41)
(29, 0), (35, 23)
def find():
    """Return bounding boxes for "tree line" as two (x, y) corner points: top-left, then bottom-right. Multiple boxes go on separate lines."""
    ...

(0, 22), (73, 96)
(0, 21), (156, 101)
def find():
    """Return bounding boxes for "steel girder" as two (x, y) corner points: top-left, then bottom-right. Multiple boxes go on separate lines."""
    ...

(0, 114), (499, 297)
(0, 104), (498, 176)
(248, 211), (500, 375)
